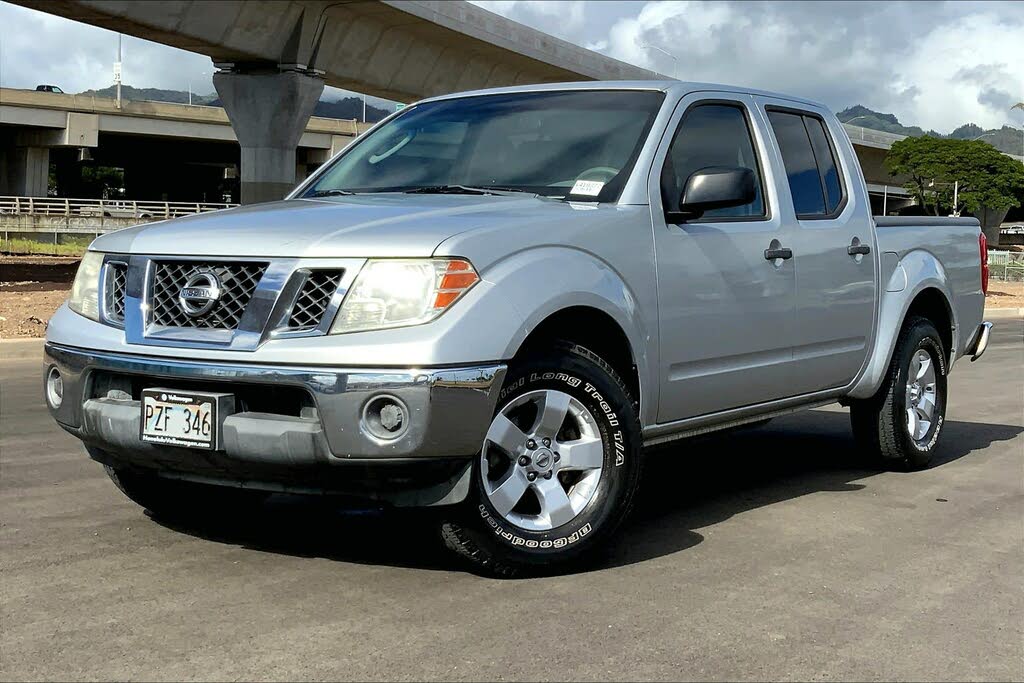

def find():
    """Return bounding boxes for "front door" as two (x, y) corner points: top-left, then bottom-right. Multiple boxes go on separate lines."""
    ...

(652, 95), (798, 423)
(758, 101), (877, 393)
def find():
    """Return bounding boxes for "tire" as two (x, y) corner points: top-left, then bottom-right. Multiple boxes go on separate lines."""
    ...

(850, 316), (948, 470)
(104, 465), (268, 519)
(440, 342), (642, 577)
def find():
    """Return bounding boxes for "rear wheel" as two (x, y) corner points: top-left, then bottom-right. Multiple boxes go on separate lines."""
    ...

(441, 343), (642, 576)
(104, 465), (268, 519)
(850, 316), (947, 469)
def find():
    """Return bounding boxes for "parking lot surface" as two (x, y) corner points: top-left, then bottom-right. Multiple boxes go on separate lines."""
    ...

(2, 321), (1022, 681)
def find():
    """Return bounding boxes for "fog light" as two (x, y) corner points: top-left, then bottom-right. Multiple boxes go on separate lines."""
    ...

(362, 395), (408, 440)
(46, 367), (64, 409)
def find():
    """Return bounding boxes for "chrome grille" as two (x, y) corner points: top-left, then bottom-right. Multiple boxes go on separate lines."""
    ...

(287, 269), (344, 331)
(104, 262), (128, 325)
(150, 261), (267, 330)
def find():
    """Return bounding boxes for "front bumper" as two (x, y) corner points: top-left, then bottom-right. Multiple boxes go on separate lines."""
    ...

(44, 343), (505, 501)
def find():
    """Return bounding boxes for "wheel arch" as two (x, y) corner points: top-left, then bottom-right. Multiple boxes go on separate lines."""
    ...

(514, 305), (642, 416)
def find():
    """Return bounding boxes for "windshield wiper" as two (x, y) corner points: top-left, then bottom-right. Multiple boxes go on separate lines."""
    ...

(403, 185), (536, 197)
(307, 188), (357, 197)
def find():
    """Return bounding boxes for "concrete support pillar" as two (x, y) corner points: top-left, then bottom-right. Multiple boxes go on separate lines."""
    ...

(6, 147), (50, 197)
(213, 69), (324, 204)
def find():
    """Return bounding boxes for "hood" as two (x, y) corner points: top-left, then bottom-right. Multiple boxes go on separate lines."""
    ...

(90, 194), (559, 258)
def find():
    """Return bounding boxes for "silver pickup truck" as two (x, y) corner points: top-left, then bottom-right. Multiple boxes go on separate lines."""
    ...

(44, 81), (992, 575)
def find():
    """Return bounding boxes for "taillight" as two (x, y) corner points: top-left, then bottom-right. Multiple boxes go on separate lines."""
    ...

(979, 232), (989, 296)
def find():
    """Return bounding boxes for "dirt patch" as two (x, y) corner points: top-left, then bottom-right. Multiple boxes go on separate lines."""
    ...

(987, 280), (1024, 311)
(1, 255), (80, 286)
(1, 256), (79, 338)
(0, 288), (69, 338)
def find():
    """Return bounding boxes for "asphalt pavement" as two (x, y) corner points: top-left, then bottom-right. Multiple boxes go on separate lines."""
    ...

(2, 321), (1022, 681)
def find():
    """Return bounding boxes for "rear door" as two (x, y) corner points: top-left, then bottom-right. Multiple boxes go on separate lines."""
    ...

(651, 93), (799, 423)
(756, 100), (877, 393)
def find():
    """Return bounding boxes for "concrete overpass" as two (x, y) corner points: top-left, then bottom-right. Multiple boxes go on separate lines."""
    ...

(12, 0), (659, 203)
(0, 87), (372, 201)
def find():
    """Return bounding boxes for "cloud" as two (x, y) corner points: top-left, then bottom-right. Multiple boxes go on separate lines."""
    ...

(593, 0), (1024, 132)
(470, 0), (1024, 133)
(0, 2), (215, 94)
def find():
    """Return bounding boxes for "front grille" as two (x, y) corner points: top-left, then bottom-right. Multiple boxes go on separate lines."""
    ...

(151, 261), (267, 330)
(287, 269), (344, 331)
(104, 262), (128, 324)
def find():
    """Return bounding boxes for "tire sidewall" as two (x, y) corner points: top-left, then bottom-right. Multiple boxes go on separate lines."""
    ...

(892, 323), (947, 460)
(468, 346), (640, 565)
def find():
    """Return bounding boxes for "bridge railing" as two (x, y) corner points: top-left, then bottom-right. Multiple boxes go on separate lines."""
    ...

(0, 196), (236, 222)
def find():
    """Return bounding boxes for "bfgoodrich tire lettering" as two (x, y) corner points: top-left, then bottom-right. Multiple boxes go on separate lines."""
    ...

(441, 343), (642, 576)
(850, 316), (948, 470)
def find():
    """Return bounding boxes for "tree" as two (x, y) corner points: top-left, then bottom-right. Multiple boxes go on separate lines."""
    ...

(885, 136), (1024, 220)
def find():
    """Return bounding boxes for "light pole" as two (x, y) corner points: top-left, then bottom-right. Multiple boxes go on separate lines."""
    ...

(1012, 103), (1023, 162)
(187, 71), (209, 106)
(843, 115), (875, 127)
(115, 34), (122, 109)
(638, 43), (678, 78)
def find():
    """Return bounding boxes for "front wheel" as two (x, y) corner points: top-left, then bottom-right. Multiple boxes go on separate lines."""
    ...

(850, 316), (948, 469)
(441, 343), (642, 576)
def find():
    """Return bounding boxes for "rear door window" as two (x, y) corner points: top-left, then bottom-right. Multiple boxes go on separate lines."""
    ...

(768, 110), (846, 218)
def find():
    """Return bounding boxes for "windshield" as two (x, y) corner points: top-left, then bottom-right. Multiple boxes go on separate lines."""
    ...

(303, 90), (665, 202)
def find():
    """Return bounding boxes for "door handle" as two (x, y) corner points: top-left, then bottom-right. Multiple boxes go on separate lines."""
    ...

(848, 244), (871, 256)
(764, 247), (793, 261)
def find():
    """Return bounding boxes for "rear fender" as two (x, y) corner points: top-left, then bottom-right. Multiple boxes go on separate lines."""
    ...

(848, 249), (956, 399)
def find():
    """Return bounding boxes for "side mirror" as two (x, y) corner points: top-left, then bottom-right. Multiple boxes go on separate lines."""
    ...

(666, 166), (756, 222)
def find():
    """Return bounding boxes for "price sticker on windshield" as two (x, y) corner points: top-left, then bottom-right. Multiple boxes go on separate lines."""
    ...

(570, 180), (604, 197)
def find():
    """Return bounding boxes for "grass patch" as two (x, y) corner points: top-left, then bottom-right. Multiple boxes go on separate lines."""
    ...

(1, 236), (91, 257)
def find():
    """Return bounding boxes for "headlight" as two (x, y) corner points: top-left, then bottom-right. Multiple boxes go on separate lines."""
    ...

(67, 251), (104, 321)
(330, 258), (479, 334)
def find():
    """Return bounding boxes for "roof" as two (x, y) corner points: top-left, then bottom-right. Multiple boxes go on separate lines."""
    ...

(418, 80), (828, 110)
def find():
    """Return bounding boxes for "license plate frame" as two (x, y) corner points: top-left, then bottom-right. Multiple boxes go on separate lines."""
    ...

(140, 389), (234, 450)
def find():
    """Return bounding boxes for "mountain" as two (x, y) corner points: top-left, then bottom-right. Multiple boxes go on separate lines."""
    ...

(837, 106), (1022, 156)
(76, 85), (391, 122)
(78, 84), (217, 105)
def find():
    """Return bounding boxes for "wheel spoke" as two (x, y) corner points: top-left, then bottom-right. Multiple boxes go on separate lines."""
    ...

(534, 478), (575, 528)
(906, 407), (918, 439)
(533, 390), (571, 439)
(918, 391), (936, 420)
(916, 353), (932, 381)
(914, 408), (931, 440)
(486, 412), (526, 456)
(558, 436), (604, 471)
(488, 468), (529, 517)
(908, 353), (921, 383)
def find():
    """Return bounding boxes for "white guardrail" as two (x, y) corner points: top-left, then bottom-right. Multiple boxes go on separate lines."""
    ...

(0, 196), (236, 220)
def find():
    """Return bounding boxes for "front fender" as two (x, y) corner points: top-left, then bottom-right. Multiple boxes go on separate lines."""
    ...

(486, 246), (650, 372)
(848, 249), (957, 399)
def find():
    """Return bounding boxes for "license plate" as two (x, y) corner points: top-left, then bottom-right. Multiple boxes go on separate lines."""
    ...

(141, 389), (224, 449)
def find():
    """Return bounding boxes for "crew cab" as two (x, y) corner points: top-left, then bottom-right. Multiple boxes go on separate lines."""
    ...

(44, 82), (992, 575)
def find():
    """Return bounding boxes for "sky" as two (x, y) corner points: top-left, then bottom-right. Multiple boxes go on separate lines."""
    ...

(1, 0), (1021, 133)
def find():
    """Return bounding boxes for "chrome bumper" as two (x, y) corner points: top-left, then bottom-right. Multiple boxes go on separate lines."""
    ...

(966, 321), (993, 361)
(44, 343), (506, 469)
